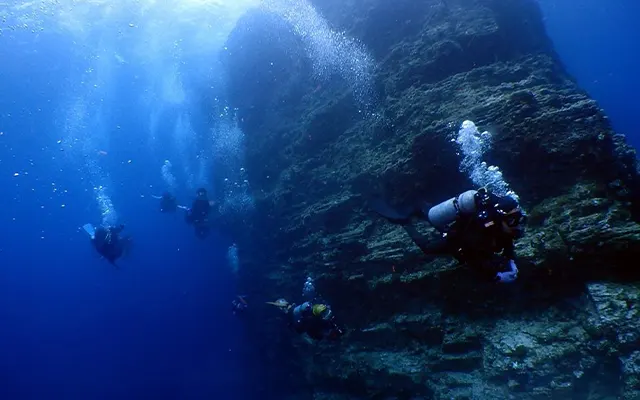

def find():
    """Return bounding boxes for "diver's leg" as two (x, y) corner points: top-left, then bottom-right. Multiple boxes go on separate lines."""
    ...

(402, 225), (449, 256)
(370, 198), (413, 224)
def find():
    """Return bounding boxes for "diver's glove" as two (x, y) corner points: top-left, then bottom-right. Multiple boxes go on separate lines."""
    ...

(496, 259), (518, 283)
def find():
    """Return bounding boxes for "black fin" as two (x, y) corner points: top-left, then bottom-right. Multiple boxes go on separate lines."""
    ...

(369, 198), (413, 224)
(419, 201), (433, 219)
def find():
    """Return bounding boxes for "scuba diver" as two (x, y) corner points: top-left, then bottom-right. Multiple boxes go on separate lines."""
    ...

(151, 192), (188, 213)
(267, 277), (344, 341)
(370, 188), (526, 283)
(302, 276), (316, 300)
(82, 223), (132, 266)
(231, 295), (248, 315)
(184, 188), (216, 238)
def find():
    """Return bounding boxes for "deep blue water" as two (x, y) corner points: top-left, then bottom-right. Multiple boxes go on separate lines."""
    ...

(539, 0), (640, 149)
(0, 82), (257, 397)
(0, 1), (639, 399)
(0, 7), (260, 399)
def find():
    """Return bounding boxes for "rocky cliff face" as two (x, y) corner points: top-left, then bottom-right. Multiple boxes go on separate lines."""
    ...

(220, 0), (640, 399)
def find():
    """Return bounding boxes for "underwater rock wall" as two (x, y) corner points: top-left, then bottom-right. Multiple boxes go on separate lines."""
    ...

(221, 0), (640, 398)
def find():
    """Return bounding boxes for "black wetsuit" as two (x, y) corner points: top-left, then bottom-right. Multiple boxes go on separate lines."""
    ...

(159, 193), (177, 213)
(185, 198), (212, 238)
(289, 302), (343, 341)
(371, 193), (519, 277)
(404, 214), (515, 266)
(93, 225), (128, 265)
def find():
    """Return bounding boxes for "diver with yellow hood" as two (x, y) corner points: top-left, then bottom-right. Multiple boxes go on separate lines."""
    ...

(267, 277), (344, 341)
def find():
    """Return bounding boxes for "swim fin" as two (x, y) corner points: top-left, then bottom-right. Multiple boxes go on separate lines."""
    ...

(82, 223), (96, 240)
(369, 198), (414, 224)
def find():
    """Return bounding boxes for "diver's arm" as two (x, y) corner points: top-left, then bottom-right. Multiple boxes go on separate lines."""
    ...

(496, 240), (518, 282)
(502, 240), (515, 260)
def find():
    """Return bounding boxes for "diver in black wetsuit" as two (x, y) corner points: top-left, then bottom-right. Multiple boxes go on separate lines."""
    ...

(231, 295), (248, 315)
(158, 192), (177, 213)
(92, 224), (131, 266)
(267, 278), (344, 341)
(371, 188), (527, 282)
(184, 188), (214, 238)
(289, 301), (344, 341)
(151, 192), (188, 213)
(268, 299), (344, 341)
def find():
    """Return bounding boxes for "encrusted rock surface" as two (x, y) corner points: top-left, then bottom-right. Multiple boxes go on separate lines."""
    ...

(219, 0), (640, 398)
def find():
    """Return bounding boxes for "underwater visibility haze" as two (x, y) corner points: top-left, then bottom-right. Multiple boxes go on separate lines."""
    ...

(1, 0), (640, 399)
(0, 0), (263, 398)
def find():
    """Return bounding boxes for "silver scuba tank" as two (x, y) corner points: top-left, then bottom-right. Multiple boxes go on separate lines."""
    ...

(427, 190), (478, 231)
(292, 302), (311, 321)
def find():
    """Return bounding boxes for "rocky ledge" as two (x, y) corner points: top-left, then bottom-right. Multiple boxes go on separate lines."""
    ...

(218, 0), (640, 399)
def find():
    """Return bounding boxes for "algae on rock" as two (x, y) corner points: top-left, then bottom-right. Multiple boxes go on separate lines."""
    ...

(218, 0), (640, 398)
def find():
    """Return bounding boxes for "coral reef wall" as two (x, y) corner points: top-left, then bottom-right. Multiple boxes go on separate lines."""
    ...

(220, 0), (640, 398)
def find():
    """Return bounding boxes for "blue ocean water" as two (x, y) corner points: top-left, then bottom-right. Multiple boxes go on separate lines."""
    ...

(539, 0), (640, 149)
(0, 2), (262, 399)
(0, 1), (638, 399)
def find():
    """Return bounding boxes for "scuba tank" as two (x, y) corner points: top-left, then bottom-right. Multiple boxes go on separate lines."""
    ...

(426, 190), (478, 232)
(292, 302), (311, 321)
